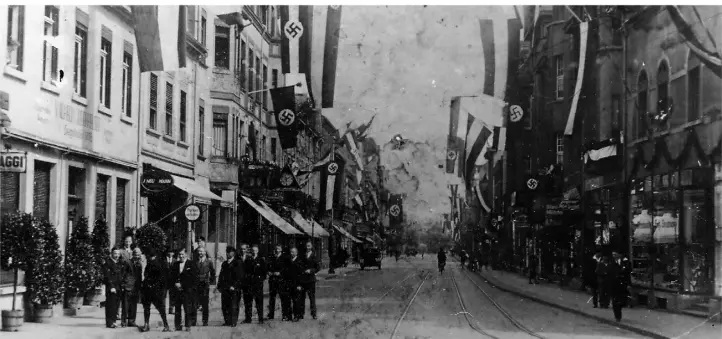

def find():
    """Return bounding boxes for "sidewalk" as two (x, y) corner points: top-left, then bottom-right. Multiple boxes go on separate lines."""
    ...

(477, 269), (721, 339)
(2, 266), (358, 339)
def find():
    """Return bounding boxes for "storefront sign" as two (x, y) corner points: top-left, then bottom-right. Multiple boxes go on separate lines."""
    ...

(141, 170), (174, 192)
(184, 204), (201, 221)
(0, 151), (26, 173)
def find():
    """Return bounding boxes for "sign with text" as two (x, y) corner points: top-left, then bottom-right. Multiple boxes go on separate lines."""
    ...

(141, 170), (174, 193)
(0, 151), (26, 173)
(184, 204), (201, 221)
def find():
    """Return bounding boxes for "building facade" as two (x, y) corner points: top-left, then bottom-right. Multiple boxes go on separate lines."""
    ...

(0, 5), (141, 309)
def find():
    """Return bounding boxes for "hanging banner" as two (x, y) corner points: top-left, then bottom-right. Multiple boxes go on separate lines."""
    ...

(564, 21), (589, 136)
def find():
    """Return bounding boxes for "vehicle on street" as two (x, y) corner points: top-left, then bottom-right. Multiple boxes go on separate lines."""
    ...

(360, 248), (382, 270)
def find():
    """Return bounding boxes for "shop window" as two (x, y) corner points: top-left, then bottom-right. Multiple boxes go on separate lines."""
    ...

(681, 189), (713, 293)
(116, 178), (127, 245)
(33, 161), (53, 222)
(95, 174), (109, 222)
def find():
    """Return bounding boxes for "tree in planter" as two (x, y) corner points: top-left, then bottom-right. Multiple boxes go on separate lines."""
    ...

(26, 219), (65, 310)
(64, 217), (96, 307)
(90, 218), (110, 291)
(135, 223), (167, 259)
(1, 212), (35, 324)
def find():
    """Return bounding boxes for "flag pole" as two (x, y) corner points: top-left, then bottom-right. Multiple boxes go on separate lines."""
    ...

(247, 82), (303, 95)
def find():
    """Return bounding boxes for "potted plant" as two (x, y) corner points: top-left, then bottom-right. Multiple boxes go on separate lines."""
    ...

(87, 218), (110, 306)
(64, 217), (96, 310)
(135, 223), (167, 259)
(26, 219), (65, 323)
(0, 212), (34, 331)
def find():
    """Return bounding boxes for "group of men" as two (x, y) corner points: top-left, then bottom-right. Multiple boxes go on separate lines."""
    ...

(102, 235), (320, 332)
(587, 250), (631, 322)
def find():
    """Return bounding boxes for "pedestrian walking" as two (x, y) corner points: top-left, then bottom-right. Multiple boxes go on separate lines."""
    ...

(138, 247), (171, 333)
(296, 242), (319, 320)
(164, 248), (177, 315)
(596, 254), (612, 309)
(243, 245), (267, 324)
(122, 248), (143, 327)
(611, 251), (630, 321)
(217, 246), (242, 327)
(267, 245), (291, 321)
(171, 248), (199, 331)
(586, 251), (602, 308)
(102, 248), (128, 328)
(528, 253), (539, 284)
(288, 247), (303, 322)
(460, 250), (468, 269)
(195, 247), (215, 326)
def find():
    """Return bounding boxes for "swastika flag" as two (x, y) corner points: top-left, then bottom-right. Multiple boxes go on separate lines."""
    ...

(270, 86), (299, 149)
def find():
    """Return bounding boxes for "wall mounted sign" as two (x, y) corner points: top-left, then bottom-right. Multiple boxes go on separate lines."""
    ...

(0, 151), (26, 173)
(141, 170), (174, 193)
(184, 204), (201, 221)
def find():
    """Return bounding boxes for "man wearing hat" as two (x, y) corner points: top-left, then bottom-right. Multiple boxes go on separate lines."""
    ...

(217, 246), (243, 326)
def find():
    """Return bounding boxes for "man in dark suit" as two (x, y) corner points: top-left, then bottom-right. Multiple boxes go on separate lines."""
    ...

(267, 245), (291, 321)
(243, 244), (267, 324)
(217, 246), (242, 326)
(171, 248), (199, 331)
(298, 242), (320, 320)
(103, 248), (128, 328)
(122, 248), (143, 327)
(288, 247), (304, 322)
(164, 248), (177, 315)
(139, 247), (171, 332)
(195, 246), (216, 326)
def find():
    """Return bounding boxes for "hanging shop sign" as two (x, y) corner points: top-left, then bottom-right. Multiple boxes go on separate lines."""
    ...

(141, 170), (174, 193)
(184, 204), (201, 221)
(0, 151), (27, 173)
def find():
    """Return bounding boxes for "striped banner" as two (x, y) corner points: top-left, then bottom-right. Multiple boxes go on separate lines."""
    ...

(464, 115), (492, 191)
(565, 22), (589, 136)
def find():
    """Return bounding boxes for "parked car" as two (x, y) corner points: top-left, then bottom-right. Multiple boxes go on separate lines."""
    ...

(360, 248), (382, 270)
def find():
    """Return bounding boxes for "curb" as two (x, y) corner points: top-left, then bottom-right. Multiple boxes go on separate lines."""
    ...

(476, 271), (669, 339)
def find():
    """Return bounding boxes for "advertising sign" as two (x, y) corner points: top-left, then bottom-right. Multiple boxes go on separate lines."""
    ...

(0, 151), (27, 173)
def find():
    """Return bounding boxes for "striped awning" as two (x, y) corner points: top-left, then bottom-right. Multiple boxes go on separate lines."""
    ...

(332, 224), (362, 243)
(241, 196), (301, 235)
(290, 210), (330, 238)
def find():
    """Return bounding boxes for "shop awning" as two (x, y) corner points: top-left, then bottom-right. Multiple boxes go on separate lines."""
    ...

(290, 210), (329, 238)
(171, 175), (231, 202)
(240, 196), (301, 235)
(332, 224), (362, 243)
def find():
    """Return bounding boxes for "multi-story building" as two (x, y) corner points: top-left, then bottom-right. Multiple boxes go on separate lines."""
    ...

(0, 5), (141, 309)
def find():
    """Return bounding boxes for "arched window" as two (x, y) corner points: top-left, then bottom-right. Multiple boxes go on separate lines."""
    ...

(687, 54), (701, 121)
(635, 71), (648, 139)
(657, 61), (670, 125)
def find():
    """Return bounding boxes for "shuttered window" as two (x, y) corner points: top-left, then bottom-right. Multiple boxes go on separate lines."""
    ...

(1, 172), (20, 217)
(95, 174), (109, 222)
(115, 178), (128, 244)
(149, 74), (158, 129)
(33, 161), (52, 222)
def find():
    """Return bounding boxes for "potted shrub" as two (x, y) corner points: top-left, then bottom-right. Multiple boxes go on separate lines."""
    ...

(135, 223), (167, 259)
(87, 218), (110, 306)
(26, 219), (65, 323)
(0, 212), (34, 332)
(64, 217), (96, 309)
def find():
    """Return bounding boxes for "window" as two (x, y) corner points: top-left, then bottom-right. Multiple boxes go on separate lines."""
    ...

(270, 7), (277, 37)
(187, 6), (197, 39)
(200, 10), (207, 46)
(42, 6), (59, 83)
(6, 5), (25, 71)
(99, 30), (112, 109)
(261, 6), (269, 28)
(261, 136), (267, 161)
(34, 161), (53, 222)
(95, 174), (109, 222)
(1, 172), (21, 286)
(272, 69), (279, 88)
(179, 90), (187, 142)
(198, 100), (205, 155)
(263, 64), (269, 109)
(240, 40), (247, 90)
(212, 114), (228, 157)
(165, 83), (173, 136)
(214, 26), (230, 69)
(635, 71), (648, 139)
(121, 47), (133, 117)
(73, 20), (88, 97)
(555, 55), (564, 99)
(115, 178), (128, 245)
(687, 56), (701, 122)
(248, 51), (255, 93)
(256, 57), (262, 103)
(271, 138), (277, 162)
(149, 74), (158, 129)
(657, 61), (670, 126)
(556, 134), (564, 165)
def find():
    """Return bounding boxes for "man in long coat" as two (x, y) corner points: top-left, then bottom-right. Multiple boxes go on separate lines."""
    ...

(139, 247), (171, 332)
(217, 246), (242, 326)
(103, 248), (128, 328)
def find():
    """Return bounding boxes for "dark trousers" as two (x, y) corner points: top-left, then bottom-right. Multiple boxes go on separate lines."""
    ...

(174, 290), (197, 329)
(611, 284), (626, 320)
(296, 282), (316, 318)
(104, 288), (120, 327)
(167, 288), (177, 313)
(268, 278), (281, 318)
(598, 279), (610, 308)
(122, 291), (139, 324)
(243, 282), (264, 321)
(529, 268), (538, 283)
(221, 289), (239, 326)
(196, 283), (210, 325)
(141, 290), (168, 328)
